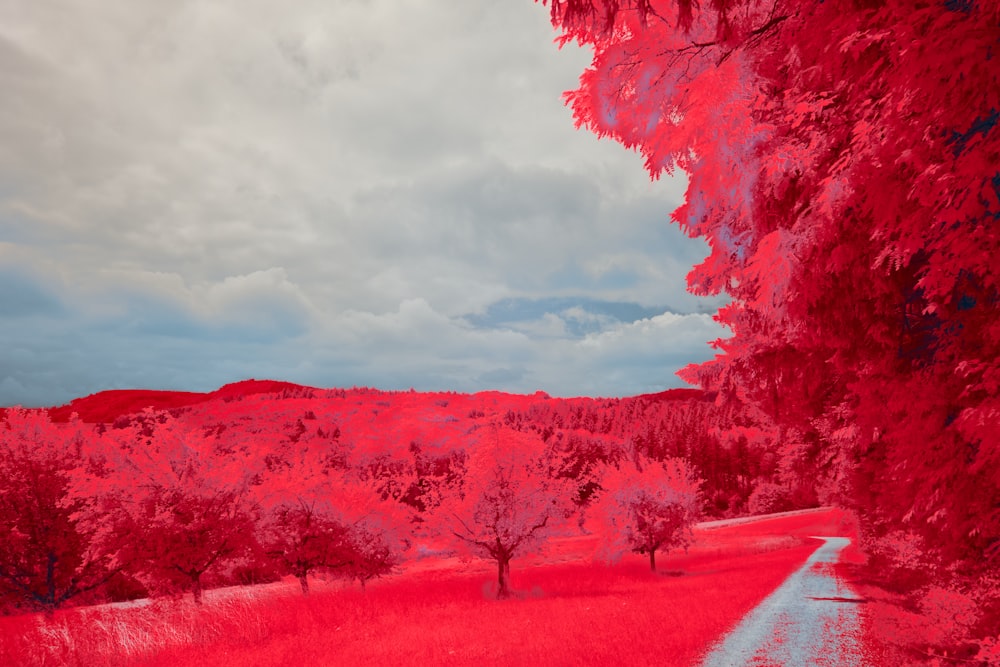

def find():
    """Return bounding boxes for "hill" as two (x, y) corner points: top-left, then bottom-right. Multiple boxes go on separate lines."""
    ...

(2, 379), (803, 519)
(43, 379), (318, 423)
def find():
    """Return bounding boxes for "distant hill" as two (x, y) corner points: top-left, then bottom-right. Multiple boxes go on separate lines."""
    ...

(633, 388), (713, 403)
(22, 380), (711, 425)
(44, 379), (318, 423)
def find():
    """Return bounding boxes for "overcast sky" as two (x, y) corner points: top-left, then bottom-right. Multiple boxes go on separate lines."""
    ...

(0, 0), (728, 407)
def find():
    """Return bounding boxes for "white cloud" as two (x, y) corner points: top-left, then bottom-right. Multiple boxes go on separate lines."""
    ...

(0, 0), (726, 406)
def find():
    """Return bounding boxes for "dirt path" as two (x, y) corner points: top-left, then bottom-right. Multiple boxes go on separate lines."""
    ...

(695, 507), (833, 531)
(698, 536), (867, 667)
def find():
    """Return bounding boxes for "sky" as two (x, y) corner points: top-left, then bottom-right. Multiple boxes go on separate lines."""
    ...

(0, 0), (728, 407)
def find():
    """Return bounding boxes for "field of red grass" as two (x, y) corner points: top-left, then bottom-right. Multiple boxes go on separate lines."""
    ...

(0, 508), (855, 667)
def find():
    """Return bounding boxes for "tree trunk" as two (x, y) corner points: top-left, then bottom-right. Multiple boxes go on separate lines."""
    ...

(649, 548), (656, 572)
(192, 575), (203, 605)
(46, 551), (57, 610)
(298, 573), (310, 595)
(497, 557), (511, 599)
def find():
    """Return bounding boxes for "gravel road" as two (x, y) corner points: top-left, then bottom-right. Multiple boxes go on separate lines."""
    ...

(698, 536), (867, 667)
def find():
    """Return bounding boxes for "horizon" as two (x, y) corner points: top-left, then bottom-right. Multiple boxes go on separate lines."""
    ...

(2, 376), (710, 411)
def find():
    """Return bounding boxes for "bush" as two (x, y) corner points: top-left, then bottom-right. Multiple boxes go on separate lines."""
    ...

(746, 481), (790, 515)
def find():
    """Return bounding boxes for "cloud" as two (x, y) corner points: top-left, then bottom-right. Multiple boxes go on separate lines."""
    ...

(83, 267), (315, 342)
(0, 290), (727, 407)
(476, 367), (526, 385)
(467, 296), (671, 329)
(0, 265), (66, 318)
(0, 0), (727, 407)
(299, 299), (726, 398)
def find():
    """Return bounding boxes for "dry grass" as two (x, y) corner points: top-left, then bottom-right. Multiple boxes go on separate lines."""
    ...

(0, 510), (852, 667)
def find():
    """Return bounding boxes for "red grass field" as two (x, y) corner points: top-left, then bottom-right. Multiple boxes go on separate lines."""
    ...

(0, 508), (856, 667)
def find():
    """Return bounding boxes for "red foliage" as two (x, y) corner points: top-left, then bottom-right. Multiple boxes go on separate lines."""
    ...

(593, 456), (701, 570)
(0, 410), (117, 612)
(2, 381), (833, 619)
(47, 390), (207, 424)
(44, 379), (318, 425)
(0, 376), (839, 627)
(541, 0), (999, 654)
(532, 1), (1000, 657)
(207, 379), (317, 403)
(631, 387), (712, 403)
(73, 411), (260, 604)
(431, 425), (576, 598)
(253, 441), (409, 594)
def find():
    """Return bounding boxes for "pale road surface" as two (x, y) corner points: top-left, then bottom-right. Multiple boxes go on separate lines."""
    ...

(698, 536), (867, 667)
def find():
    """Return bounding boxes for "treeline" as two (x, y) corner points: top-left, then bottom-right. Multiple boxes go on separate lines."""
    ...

(0, 407), (407, 612)
(0, 384), (808, 613)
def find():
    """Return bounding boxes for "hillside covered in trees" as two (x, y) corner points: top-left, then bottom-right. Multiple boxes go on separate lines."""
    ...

(0, 379), (823, 613)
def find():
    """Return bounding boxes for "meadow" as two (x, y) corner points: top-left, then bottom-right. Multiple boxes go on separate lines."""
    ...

(0, 508), (857, 667)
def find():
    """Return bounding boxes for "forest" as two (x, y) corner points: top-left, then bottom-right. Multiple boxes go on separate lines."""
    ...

(0, 380), (796, 610)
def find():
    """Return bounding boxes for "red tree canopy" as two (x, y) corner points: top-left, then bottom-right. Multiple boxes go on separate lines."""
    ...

(0, 410), (117, 611)
(432, 424), (576, 598)
(593, 456), (701, 570)
(540, 0), (999, 580)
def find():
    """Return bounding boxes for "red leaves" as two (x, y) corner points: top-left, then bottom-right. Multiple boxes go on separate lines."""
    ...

(430, 425), (576, 597)
(541, 0), (662, 38)
(0, 410), (114, 611)
(254, 443), (410, 594)
(593, 456), (701, 569)
(83, 413), (260, 603)
(543, 0), (1000, 638)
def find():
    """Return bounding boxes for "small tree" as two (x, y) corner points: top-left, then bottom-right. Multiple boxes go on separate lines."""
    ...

(594, 457), (701, 571)
(0, 409), (119, 612)
(255, 446), (409, 595)
(257, 497), (351, 595)
(341, 512), (404, 591)
(433, 425), (575, 598)
(77, 410), (259, 604)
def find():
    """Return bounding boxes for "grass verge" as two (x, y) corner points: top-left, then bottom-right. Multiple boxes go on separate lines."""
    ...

(1, 509), (851, 667)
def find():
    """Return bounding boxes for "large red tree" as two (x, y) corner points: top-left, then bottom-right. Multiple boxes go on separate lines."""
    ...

(76, 410), (259, 604)
(539, 0), (999, 632)
(432, 425), (575, 598)
(0, 409), (118, 612)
